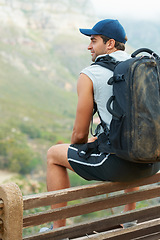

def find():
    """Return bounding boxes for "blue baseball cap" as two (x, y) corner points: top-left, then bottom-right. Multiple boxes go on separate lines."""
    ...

(79, 19), (127, 44)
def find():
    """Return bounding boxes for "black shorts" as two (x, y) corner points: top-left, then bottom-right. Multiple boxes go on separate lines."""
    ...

(68, 143), (160, 182)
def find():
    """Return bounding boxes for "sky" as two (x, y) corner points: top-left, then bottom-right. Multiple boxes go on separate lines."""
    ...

(91, 0), (160, 22)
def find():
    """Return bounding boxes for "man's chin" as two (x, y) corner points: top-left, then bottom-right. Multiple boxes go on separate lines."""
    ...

(91, 56), (96, 62)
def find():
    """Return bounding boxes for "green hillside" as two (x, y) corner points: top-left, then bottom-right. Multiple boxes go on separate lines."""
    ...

(0, 2), (94, 174)
(0, 41), (77, 173)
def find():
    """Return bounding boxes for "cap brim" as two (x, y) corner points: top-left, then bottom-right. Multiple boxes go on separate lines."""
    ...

(79, 28), (98, 36)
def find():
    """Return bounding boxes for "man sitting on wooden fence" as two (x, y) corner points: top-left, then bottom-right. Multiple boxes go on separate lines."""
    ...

(43, 19), (160, 233)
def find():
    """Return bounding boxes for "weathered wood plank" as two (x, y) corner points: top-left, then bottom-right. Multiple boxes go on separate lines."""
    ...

(22, 205), (160, 240)
(133, 232), (160, 240)
(23, 172), (160, 210)
(79, 218), (160, 240)
(23, 185), (160, 228)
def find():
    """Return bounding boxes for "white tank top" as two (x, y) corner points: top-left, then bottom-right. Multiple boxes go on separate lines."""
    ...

(81, 50), (130, 133)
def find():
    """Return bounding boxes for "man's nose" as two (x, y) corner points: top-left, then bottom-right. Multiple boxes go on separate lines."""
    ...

(88, 42), (92, 50)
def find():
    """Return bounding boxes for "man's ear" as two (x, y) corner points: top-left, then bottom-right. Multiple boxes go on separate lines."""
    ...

(106, 39), (115, 49)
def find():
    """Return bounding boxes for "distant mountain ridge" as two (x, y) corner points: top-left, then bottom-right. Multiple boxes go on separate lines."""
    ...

(0, 0), (94, 38)
(0, 0), (96, 74)
(0, 0), (96, 110)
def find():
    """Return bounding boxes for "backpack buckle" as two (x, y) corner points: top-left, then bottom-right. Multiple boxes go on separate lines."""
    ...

(114, 74), (125, 82)
(108, 74), (125, 85)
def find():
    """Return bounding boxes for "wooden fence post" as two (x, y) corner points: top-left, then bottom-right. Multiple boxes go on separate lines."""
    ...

(0, 182), (23, 240)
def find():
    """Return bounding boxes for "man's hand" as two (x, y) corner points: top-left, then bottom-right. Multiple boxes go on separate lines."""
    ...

(88, 136), (97, 143)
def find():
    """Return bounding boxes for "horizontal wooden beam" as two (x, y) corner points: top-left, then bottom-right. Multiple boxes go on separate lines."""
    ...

(23, 172), (160, 210)
(81, 218), (160, 240)
(23, 185), (160, 228)
(23, 205), (160, 240)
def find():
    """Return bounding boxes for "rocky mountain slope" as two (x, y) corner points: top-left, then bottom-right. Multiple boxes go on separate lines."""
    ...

(0, 0), (96, 86)
(0, 0), (96, 124)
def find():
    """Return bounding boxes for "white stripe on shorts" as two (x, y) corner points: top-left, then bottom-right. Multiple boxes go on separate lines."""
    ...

(68, 154), (110, 167)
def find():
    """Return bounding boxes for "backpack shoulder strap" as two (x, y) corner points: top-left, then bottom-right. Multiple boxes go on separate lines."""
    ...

(90, 101), (110, 137)
(92, 55), (120, 71)
(90, 55), (119, 136)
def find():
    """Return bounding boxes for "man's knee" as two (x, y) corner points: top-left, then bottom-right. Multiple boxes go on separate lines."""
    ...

(47, 145), (57, 165)
(47, 143), (71, 169)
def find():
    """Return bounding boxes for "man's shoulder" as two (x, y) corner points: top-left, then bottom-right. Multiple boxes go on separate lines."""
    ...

(81, 63), (100, 73)
(81, 63), (111, 76)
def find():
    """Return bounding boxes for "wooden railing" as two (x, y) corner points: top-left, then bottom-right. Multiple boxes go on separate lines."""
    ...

(0, 172), (160, 240)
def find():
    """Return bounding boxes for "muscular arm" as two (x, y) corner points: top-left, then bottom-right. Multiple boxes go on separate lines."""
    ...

(71, 73), (94, 144)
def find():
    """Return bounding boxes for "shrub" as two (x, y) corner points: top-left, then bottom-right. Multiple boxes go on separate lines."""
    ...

(0, 127), (42, 174)
(19, 123), (41, 139)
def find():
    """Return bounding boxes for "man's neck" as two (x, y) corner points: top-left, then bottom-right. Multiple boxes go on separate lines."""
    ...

(106, 48), (118, 55)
